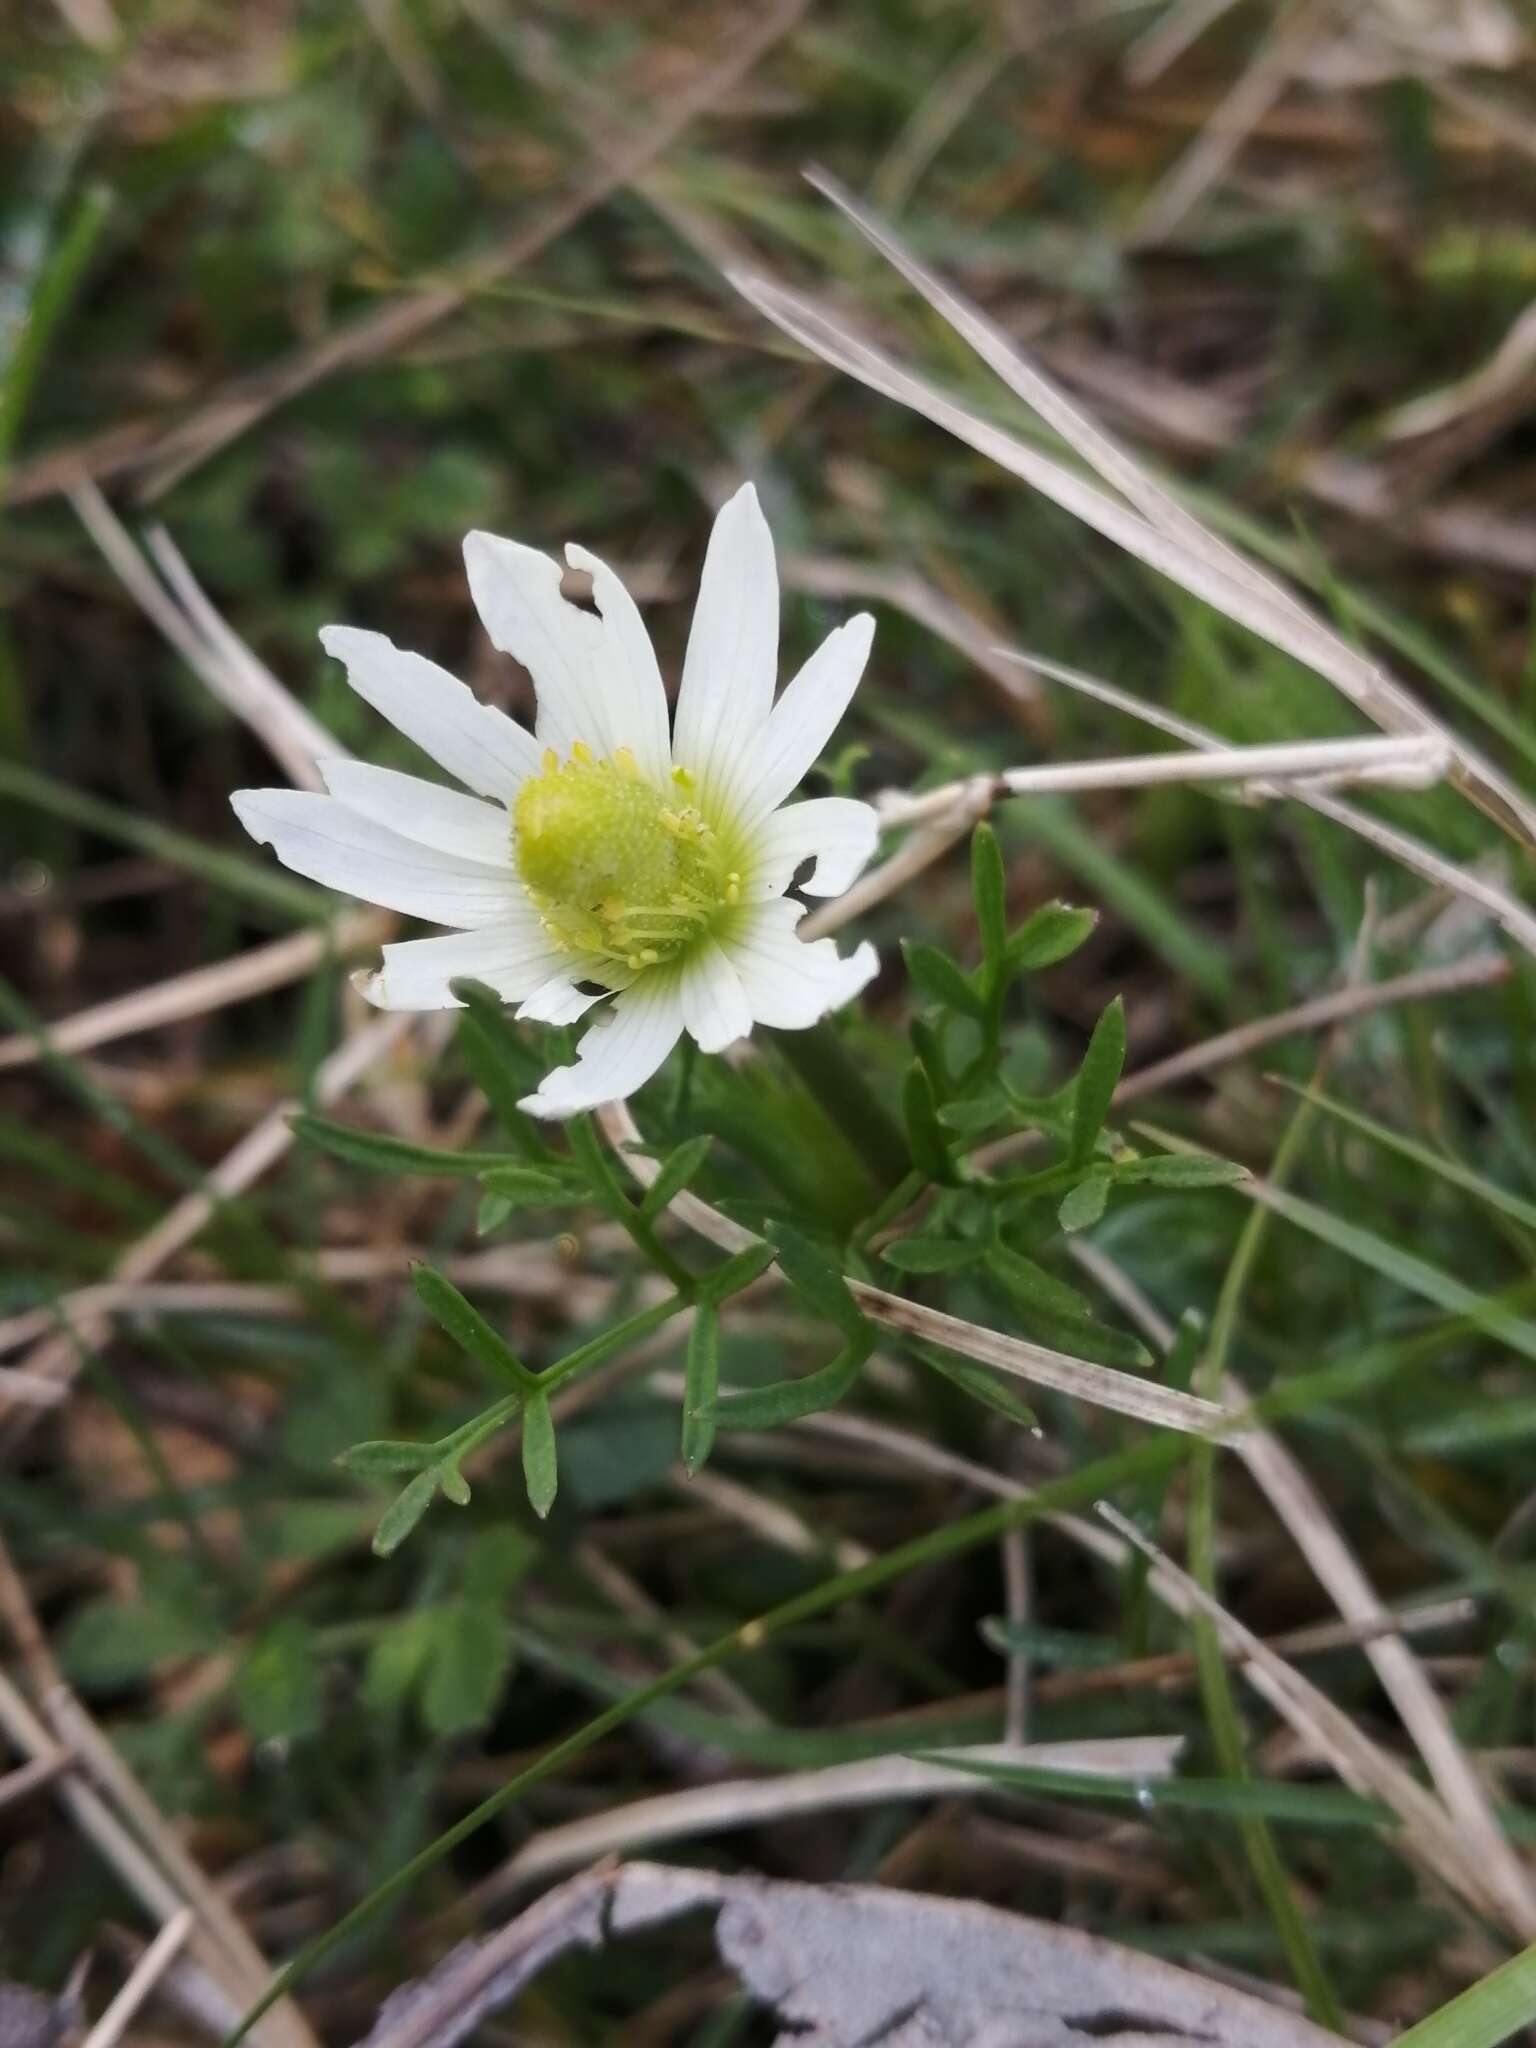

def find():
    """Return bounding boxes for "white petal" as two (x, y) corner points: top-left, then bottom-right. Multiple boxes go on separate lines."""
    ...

(725, 897), (879, 1029)
(678, 938), (753, 1054)
(518, 971), (684, 1119)
(356, 917), (565, 1010)
(564, 542), (670, 782)
(672, 483), (779, 815)
(463, 531), (662, 774)
(318, 626), (538, 804)
(318, 759), (510, 866)
(751, 796), (879, 898)
(231, 789), (516, 927)
(515, 975), (607, 1026)
(735, 614), (874, 825)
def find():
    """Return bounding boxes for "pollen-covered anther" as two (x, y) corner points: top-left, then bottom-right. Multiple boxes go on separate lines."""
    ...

(512, 742), (743, 980)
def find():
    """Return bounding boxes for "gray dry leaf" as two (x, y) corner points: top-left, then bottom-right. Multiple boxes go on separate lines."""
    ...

(356, 1860), (1343, 2048)
(0, 1985), (73, 2048)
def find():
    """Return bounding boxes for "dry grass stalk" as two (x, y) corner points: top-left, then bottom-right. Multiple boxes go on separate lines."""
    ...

(0, 914), (387, 1074)
(81, 1908), (195, 2048)
(1067, 1231), (1536, 1940)
(1127, 0), (1337, 246)
(472, 1737), (1186, 1903)
(875, 733), (1449, 829)
(7, 0), (815, 508)
(0, 1535), (319, 2045)
(726, 175), (1536, 851)
(69, 484), (338, 789)
(1101, 1502), (1533, 1935)
(996, 645), (1536, 955)
(0, 1667), (282, 2047)
(674, 1464), (872, 1573)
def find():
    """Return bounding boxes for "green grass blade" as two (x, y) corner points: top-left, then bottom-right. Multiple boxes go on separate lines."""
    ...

(1389, 1943), (1536, 2048)
(1276, 1080), (1536, 1235)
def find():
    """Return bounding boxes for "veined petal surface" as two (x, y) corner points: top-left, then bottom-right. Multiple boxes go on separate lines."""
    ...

(678, 937), (753, 1054)
(751, 795), (879, 898)
(673, 483), (780, 815)
(519, 971), (685, 1118)
(318, 759), (510, 866)
(734, 613), (875, 825)
(564, 542), (671, 782)
(318, 626), (538, 804)
(725, 896), (879, 1028)
(463, 531), (666, 776)
(230, 790), (517, 928)
(356, 917), (566, 1010)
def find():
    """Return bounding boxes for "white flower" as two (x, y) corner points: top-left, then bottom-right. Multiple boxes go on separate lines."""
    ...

(232, 484), (879, 1118)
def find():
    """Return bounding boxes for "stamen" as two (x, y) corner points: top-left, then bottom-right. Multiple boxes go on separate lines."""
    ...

(513, 743), (746, 981)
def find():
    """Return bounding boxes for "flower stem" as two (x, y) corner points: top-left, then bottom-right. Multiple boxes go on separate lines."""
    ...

(769, 1021), (911, 1196)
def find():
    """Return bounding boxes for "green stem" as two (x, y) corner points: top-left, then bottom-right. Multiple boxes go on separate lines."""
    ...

(538, 1292), (689, 1393)
(567, 1115), (694, 1291)
(770, 1020), (911, 1194)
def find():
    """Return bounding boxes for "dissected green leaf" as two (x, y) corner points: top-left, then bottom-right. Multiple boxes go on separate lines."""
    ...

(713, 1338), (866, 1428)
(412, 1262), (534, 1390)
(915, 1343), (1036, 1426)
(476, 1164), (584, 1207)
(697, 1240), (778, 1304)
(902, 1062), (953, 1183)
(372, 1469), (441, 1558)
(1070, 996), (1125, 1167)
(1005, 902), (1097, 974)
(640, 1134), (713, 1220)
(903, 939), (983, 1017)
(681, 1301), (720, 1475)
(1058, 1168), (1111, 1233)
(437, 1462), (471, 1506)
(336, 1438), (437, 1476)
(522, 1391), (558, 1518)
(1114, 1153), (1249, 1190)
(937, 1088), (1014, 1136)
(987, 1243), (1094, 1316)
(291, 1113), (512, 1179)
(768, 1222), (868, 1339)
(971, 822), (1007, 973)
(883, 1234), (984, 1273)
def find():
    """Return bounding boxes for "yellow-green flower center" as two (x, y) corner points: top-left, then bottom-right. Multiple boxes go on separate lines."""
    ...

(513, 743), (741, 981)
